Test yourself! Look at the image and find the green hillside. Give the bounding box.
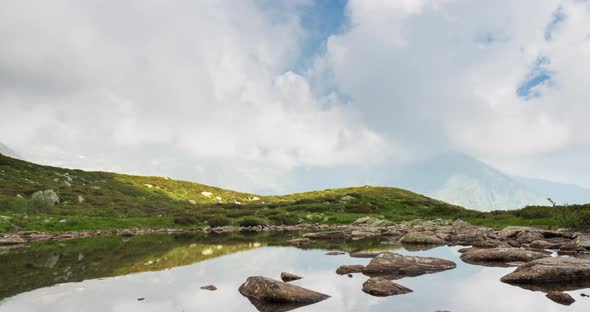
[0,153,587,232]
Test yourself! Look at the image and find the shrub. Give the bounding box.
[268,214,299,225]
[556,207,590,230]
[238,217,266,227]
[343,204,376,213]
[205,216,232,227]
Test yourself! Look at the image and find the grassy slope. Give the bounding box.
[0,154,587,232]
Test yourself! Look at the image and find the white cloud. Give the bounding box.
[0,0,387,192]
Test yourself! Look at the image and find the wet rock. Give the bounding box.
[501,257,590,285]
[336,265,364,275]
[352,217,395,227]
[362,277,412,297]
[349,251,380,258]
[546,291,575,305]
[347,273,353,278]
[581,293,589,297]
[460,248,549,266]
[530,240,564,250]
[303,231,349,241]
[200,285,217,291]
[325,251,345,256]
[362,252,456,277]
[400,233,446,245]
[238,276,330,304]
[281,272,302,282]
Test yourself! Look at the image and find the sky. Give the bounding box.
[0,0,589,193]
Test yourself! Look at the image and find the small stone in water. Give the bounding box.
[325,251,345,256]
[137,298,145,301]
[200,284,217,291]
[347,274,353,278]
[582,293,589,297]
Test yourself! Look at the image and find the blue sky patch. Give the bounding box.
[516,56,554,99]
[545,6,566,41]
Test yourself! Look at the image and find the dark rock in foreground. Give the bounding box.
[281,272,302,282]
[362,277,412,297]
[546,291,575,305]
[460,248,549,266]
[362,252,456,278]
[336,265,364,275]
[239,276,329,304]
[501,257,590,285]
[200,284,217,291]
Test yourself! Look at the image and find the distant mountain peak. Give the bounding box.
[0,143,21,159]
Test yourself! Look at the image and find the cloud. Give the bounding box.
[313,0,590,183]
[0,0,387,192]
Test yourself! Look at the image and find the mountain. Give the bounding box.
[514,176,590,206]
[390,153,563,211]
[0,143,21,159]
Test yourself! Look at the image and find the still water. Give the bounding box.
[0,232,588,311]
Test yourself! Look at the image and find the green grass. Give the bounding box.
[1,153,588,232]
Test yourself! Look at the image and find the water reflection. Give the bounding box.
[0,234,589,312]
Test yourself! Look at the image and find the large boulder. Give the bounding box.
[501,257,590,285]
[460,248,549,266]
[238,276,330,304]
[362,277,413,297]
[31,189,60,205]
[362,252,456,277]
[400,233,446,245]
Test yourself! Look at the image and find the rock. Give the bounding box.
[137,298,145,301]
[325,251,345,256]
[581,293,589,297]
[302,231,349,241]
[515,231,544,244]
[238,276,330,304]
[362,252,456,277]
[460,248,549,266]
[287,238,310,246]
[188,200,197,205]
[347,274,353,278]
[201,191,212,197]
[336,265,365,275]
[501,257,590,285]
[362,277,412,297]
[31,189,60,205]
[200,285,217,291]
[340,195,356,201]
[349,251,380,258]
[352,217,395,227]
[0,235,26,246]
[529,240,564,250]
[281,272,302,282]
[351,230,381,239]
[119,229,135,237]
[499,226,563,240]
[77,195,85,203]
[400,233,446,245]
[546,291,575,305]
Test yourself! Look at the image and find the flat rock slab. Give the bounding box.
[546,291,575,305]
[349,252,380,258]
[362,277,412,297]
[461,248,549,266]
[281,272,302,282]
[399,233,446,245]
[501,257,590,286]
[362,252,456,277]
[336,265,364,275]
[239,276,330,304]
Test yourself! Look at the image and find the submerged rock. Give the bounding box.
[303,231,349,241]
[336,265,364,275]
[399,233,446,245]
[461,248,549,266]
[362,252,456,277]
[325,251,345,256]
[238,276,330,304]
[281,272,302,282]
[546,291,575,305]
[501,257,590,285]
[362,277,412,297]
[200,284,217,291]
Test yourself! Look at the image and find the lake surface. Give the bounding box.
[0,232,589,312]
